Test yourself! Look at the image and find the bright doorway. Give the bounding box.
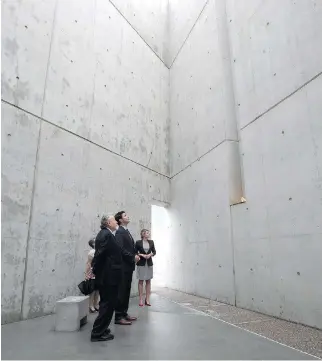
[151,204,170,288]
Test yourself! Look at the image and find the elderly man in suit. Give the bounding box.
[91,214,139,342]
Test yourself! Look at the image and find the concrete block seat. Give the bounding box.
[55,296,89,332]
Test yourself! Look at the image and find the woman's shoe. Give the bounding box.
[89,307,96,313]
[94,307,99,312]
[145,299,151,307]
[139,301,144,307]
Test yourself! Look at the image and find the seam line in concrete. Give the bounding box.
[109,0,169,69]
[87,0,98,141]
[241,71,322,131]
[157,294,320,360]
[151,197,171,206]
[170,138,237,179]
[236,319,272,325]
[20,0,58,320]
[169,0,210,69]
[1,99,170,180]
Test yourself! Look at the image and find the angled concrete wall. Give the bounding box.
[110,0,170,66]
[167,0,242,304]
[1,104,41,323]
[1,0,170,323]
[167,0,322,329]
[2,0,322,329]
[228,0,322,329]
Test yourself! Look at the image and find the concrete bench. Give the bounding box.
[55,296,89,331]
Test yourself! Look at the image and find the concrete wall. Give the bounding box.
[110,0,170,66]
[167,0,322,330]
[1,0,170,323]
[228,0,322,329]
[2,0,322,329]
[167,0,240,304]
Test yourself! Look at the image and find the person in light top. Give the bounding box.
[85,238,99,313]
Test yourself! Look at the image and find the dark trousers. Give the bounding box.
[115,271,133,320]
[91,284,118,337]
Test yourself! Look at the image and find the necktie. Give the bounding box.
[126,229,134,247]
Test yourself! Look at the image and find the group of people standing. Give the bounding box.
[85,210,156,342]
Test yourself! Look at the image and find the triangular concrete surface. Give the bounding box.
[168,0,208,66]
[110,0,209,68]
[110,0,170,67]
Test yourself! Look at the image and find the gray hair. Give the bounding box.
[101,214,114,227]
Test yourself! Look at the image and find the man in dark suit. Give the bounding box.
[91,214,139,342]
[114,211,138,325]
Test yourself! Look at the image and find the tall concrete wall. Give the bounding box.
[2,0,322,329]
[228,0,322,329]
[167,0,322,330]
[1,0,170,323]
[168,0,241,304]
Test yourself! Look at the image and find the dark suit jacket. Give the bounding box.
[92,227,134,286]
[115,226,136,273]
[135,240,156,267]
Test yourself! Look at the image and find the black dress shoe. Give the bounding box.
[91,333,114,342]
[103,328,111,336]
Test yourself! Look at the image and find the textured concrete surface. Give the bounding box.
[1,0,170,323]
[168,0,208,66]
[165,0,322,330]
[21,121,169,320]
[110,0,170,66]
[1,293,317,360]
[2,0,322,331]
[168,141,235,304]
[1,103,40,324]
[227,0,322,128]
[1,0,56,116]
[231,60,322,329]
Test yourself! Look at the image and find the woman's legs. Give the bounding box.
[138,280,144,305]
[145,280,151,304]
[89,292,95,311]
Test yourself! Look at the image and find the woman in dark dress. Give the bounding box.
[135,229,156,307]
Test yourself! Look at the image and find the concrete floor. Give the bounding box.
[2,292,320,360]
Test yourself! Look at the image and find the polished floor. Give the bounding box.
[1,292,320,360]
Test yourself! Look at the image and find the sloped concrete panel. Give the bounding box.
[170,0,232,175]
[110,0,170,66]
[1,0,56,116]
[227,0,322,128]
[168,142,235,304]
[168,0,208,65]
[232,77,322,329]
[42,0,96,137]
[41,0,170,175]
[1,102,40,323]
[22,122,170,319]
[90,0,170,176]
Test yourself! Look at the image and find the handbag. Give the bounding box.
[78,278,96,295]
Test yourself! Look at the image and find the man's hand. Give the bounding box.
[135,255,140,263]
